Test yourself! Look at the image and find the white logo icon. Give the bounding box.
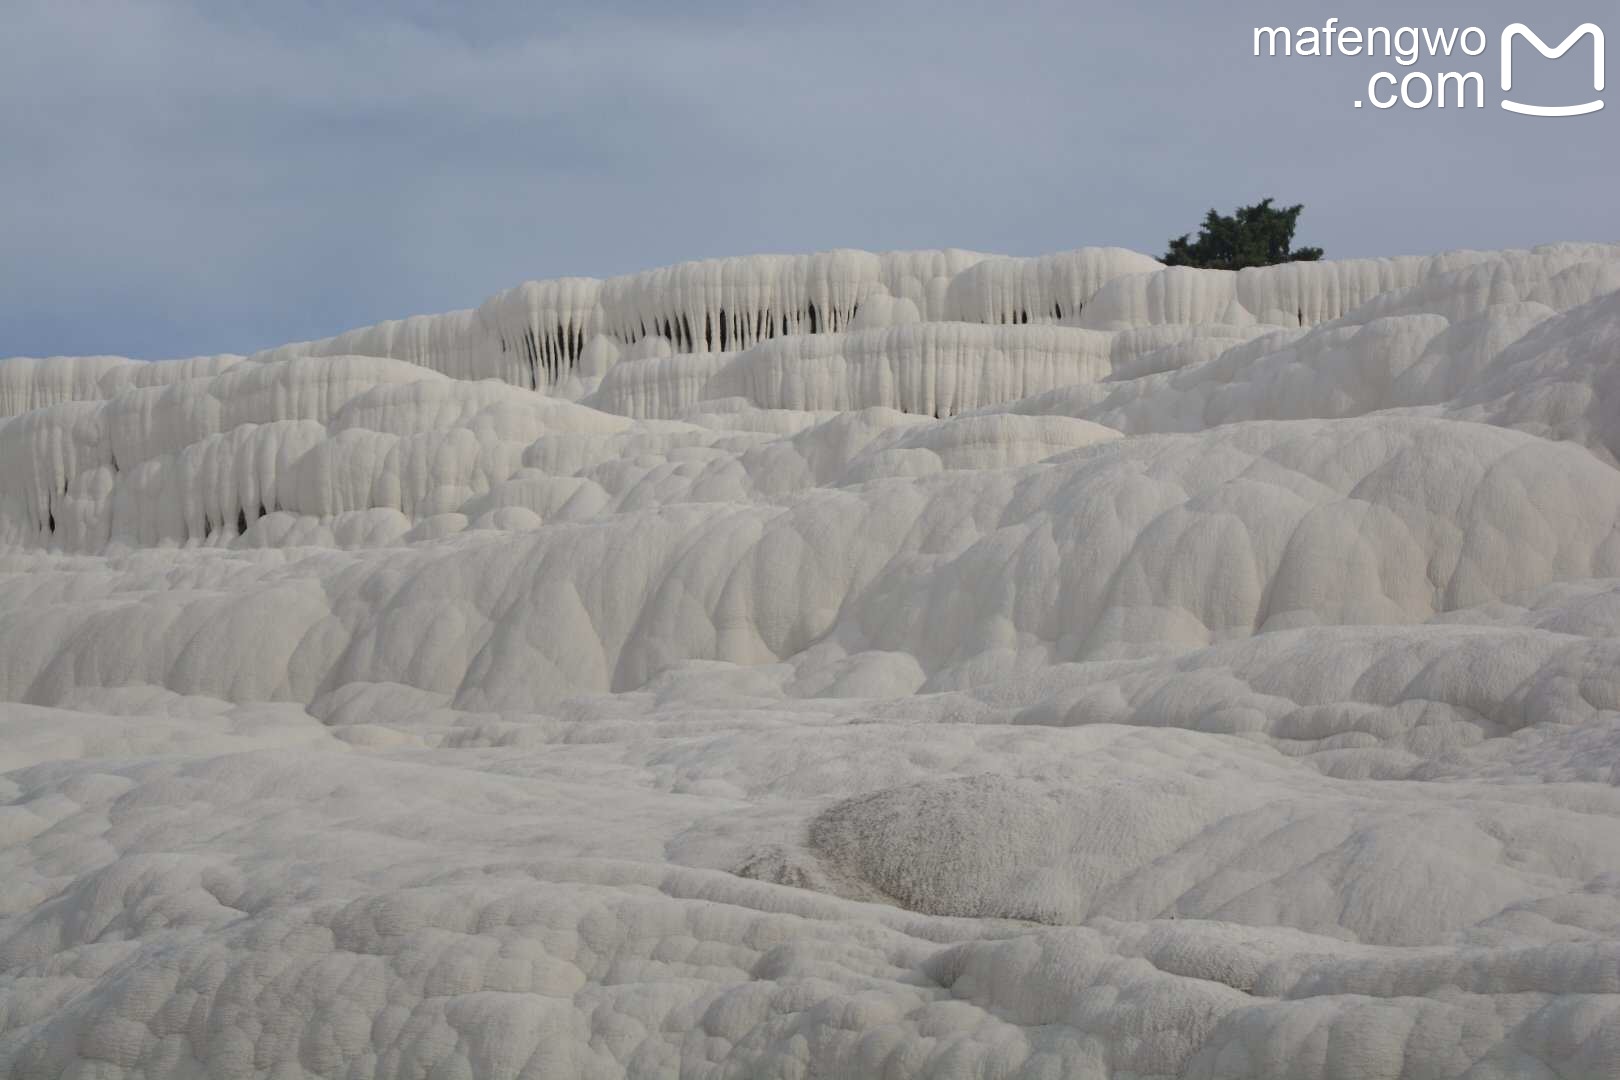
[1501,23,1605,116]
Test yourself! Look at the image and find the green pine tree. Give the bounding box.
[1163,198,1324,270]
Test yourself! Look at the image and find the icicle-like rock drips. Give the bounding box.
[245,248,1157,390]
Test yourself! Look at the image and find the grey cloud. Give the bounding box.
[2,0,1614,358]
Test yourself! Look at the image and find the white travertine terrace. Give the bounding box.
[247,248,1159,390]
[3,241,1620,1079]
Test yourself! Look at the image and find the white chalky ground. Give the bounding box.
[3,243,1620,1078]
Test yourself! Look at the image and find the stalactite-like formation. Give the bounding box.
[246,248,1161,389]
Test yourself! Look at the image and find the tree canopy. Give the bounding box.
[1163,198,1324,270]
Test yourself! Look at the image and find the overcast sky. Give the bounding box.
[4,0,1615,359]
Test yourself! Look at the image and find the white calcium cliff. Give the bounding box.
[3,240,1620,1079]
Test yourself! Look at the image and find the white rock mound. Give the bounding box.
[2,241,1620,1079]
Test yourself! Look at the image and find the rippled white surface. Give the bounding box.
[3,243,1620,1078]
